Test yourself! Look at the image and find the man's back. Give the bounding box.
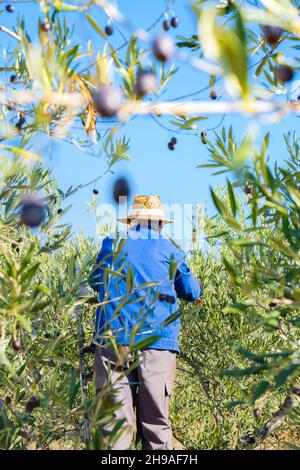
[91,224,200,351]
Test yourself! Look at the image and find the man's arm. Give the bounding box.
[88,237,113,293]
[174,261,201,302]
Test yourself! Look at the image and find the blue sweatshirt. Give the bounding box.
[89,225,201,352]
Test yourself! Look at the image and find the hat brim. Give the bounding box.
[117,214,172,224]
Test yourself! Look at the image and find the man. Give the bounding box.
[90,195,201,450]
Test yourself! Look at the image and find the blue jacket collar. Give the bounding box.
[129,224,165,239]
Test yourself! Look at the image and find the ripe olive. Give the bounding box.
[105,24,113,36]
[18,113,26,125]
[20,199,45,227]
[244,183,252,195]
[201,131,207,144]
[12,339,21,351]
[162,20,170,31]
[113,177,130,204]
[30,395,40,408]
[135,71,156,97]
[6,5,15,13]
[261,25,284,45]
[5,396,12,405]
[274,64,294,83]
[25,401,34,413]
[170,16,180,28]
[93,86,122,117]
[40,21,51,32]
[152,34,175,62]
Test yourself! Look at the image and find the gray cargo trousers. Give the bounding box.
[94,346,177,450]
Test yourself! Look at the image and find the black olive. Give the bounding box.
[170,16,180,28]
[93,86,122,118]
[12,339,21,351]
[105,24,113,36]
[112,177,130,204]
[21,199,45,227]
[152,34,175,62]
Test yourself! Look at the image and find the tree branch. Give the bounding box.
[180,352,224,426]
[2,90,300,119]
[0,25,20,41]
[241,386,300,448]
[120,99,286,116]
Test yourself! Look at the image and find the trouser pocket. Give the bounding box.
[164,379,174,413]
[94,347,108,391]
[165,380,174,397]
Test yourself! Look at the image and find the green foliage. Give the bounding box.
[1,0,300,451]
[170,127,299,449]
[199,8,249,97]
[0,158,130,449]
[188,129,299,445]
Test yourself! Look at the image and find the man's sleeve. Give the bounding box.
[88,237,113,293]
[174,261,201,301]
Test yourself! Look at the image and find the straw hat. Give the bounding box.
[118,195,171,224]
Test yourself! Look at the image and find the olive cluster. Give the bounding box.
[158,293,176,304]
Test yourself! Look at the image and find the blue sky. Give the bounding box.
[1,1,298,239]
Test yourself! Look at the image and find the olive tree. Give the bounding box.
[1,0,300,449]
